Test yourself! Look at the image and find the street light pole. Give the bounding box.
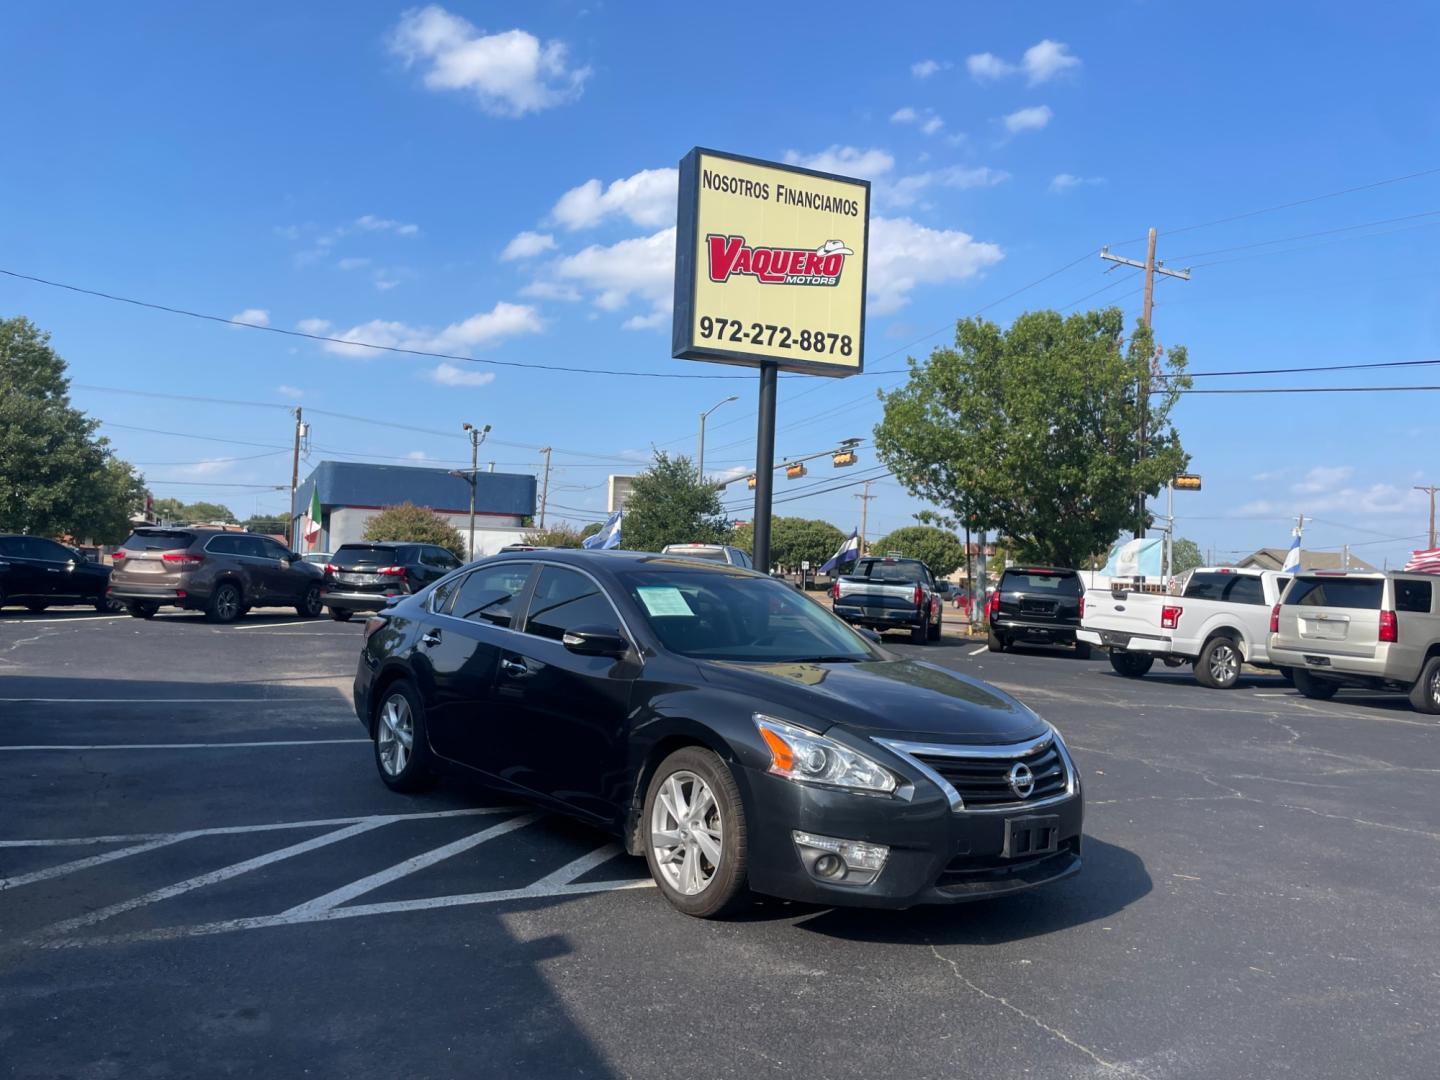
[460,422,491,559]
[697,395,738,482]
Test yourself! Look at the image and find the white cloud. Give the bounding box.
[553,227,675,326]
[355,214,420,236]
[405,450,429,461]
[890,107,945,136]
[427,362,498,387]
[500,230,557,260]
[1049,173,1106,193]
[230,308,270,328]
[296,318,333,336]
[519,280,582,302]
[968,40,1080,85]
[1003,105,1052,133]
[921,117,944,135]
[389,4,590,117]
[911,59,950,79]
[317,301,543,358]
[622,311,669,331]
[1293,465,1356,495]
[890,106,918,124]
[550,168,678,230]
[374,277,401,291]
[173,459,234,478]
[1235,468,1427,517]
[883,165,1009,208]
[782,145,895,178]
[276,384,304,399]
[337,257,372,270]
[867,216,1004,315]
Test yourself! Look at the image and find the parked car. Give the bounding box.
[354,550,1083,917]
[831,555,943,643]
[321,542,462,621]
[0,534,117,613]
[1268,570,1440,713]
[1078,567,1291,687]
[108,527,324,622]
[987,567,1089,657]
[660,543,754,568]
[301,552,332,566]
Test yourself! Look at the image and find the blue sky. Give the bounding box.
[4,2,1438,567]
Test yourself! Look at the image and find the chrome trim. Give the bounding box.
[874,730,1077,815]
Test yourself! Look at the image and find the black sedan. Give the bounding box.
[353,550,1083,918]
[0,534,117,613]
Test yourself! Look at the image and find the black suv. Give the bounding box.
[987,566,1089,657]
[321,542,462,621]
[0,534,116,613]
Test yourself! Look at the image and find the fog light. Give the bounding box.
[792,830,889,887]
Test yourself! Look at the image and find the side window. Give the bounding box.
[236,536,269,559]
[0,537,19,557]
[258,538,290,561]
[1276,576,1292,599]
[207,535,239,556]
[1225,576,1265,605]
[523,566,622,642]
[31,538,73,562]
[448,562,534,628]
[1396,579,1433,614]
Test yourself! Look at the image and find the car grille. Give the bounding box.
[911,739,1069,809]
[934,839,1081,892]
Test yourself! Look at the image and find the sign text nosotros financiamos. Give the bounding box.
[706,235,853,287]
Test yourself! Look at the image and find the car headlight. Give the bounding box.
[753,714,898,794]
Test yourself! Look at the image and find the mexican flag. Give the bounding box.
[302,487,322,551]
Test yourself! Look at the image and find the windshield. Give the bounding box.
[620,569,879,662]
[332,545,401,568]
[850,559,926,584]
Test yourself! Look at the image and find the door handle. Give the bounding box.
[500,657,528,677]
[421,630,442,648]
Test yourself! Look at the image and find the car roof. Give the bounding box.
[480,548,761,578]
[1003,565,1077,574]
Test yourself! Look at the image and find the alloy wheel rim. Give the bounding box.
[1431,668,1440,706]
[377,694,414,776]
[217,588,239,619]
[650,770,723,895]
[305,585,320,614]
[1211,645,1238,684]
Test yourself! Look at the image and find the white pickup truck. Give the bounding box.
[1077,567,1292,688]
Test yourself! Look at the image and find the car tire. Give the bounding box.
[1277,667,1295,686]
[642,746,748,919]
[206,582,243,624]
[1109,651,1154,678]
[1291,668,1340,700]
[373,680,437,792]
[328,608,353,622]
[928,608,942,641]
[1408,656,1440,715]
[987,629,1006,652]
[910,618,928,645]
[95,595,124,613]
[25,602,47,614]
[1074,641,1092,660]
[296,583,323,619]
[1195,636,1242,690]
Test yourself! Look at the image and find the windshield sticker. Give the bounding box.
[636,587,695,618]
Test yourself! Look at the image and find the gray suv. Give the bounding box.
[1269,571,1440,713]
[108,527,324,623]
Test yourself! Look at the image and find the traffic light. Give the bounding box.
[1173,474,1202,491]
[786,463,808,479]
[832,450,857,468]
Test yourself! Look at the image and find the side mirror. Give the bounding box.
[561,625,630,657]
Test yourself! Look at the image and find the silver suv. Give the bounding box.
[109,527,324,623]
[1268,571,1440,713]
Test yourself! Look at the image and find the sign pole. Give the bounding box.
[752,361,778,572]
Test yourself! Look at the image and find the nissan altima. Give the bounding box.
[352,550,1083,918]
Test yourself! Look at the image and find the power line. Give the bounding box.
[1173,384,1440,395]
[131,450,289,466]
[1166,208,1440,262]
[1162,357,1440,379]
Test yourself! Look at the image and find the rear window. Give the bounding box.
[854,559,927,583]
[1285,577,1384,610]
[1002,571,1081,596]
[665,547,729,563]
[332,545,400,568]
[1184,572,1265,605]
[122,530,194,551]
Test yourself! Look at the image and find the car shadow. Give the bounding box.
[1003,641,1098,661]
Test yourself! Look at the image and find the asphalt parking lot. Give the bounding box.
[2,607,1437,1079]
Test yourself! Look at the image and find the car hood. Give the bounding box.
[699,658,1048,744]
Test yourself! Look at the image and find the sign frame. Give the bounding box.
[672,146,870,378]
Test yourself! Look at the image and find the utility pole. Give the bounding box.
[538,447,552,529]
[459,422,491,559]
[1415,485,1439,549]
[1101,229,1192,537]
[287,406,303,547]
[854,480,877,555]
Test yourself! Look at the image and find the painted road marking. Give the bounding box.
[0,615,128,625]
[1,836,187,890]
[0,697,332,704]
[968,645,988,657]
[227,621,358,632]
[4,739,369,751]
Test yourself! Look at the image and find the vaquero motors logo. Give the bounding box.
[706,235,854,287]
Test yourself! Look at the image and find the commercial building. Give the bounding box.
[292,461,536,558]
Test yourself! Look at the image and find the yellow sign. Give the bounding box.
[673,147,870,376]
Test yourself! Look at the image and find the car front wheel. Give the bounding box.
[296,583,323,618]
[373,680,436,792]
[328,608,353,622]
[125,601,159,619]
[643,747,748,919]
[1109,651,1154,678]
[1291,668,1339,700]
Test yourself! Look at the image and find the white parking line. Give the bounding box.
[0,615,127,625]
[227,621,356,632]
[0,697,328,704]
[1,835,186,890]
[968,645,987,657]
[5,739,369,751]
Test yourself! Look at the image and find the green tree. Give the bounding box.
[873,525,968,578]
[1171,537,1204,575]
[0,317,147,542]
[363,502,466,557]
[580,521,604,540]
[731,517,846,570]
[521,523,586,548]
[150,498,237,525]
[620,452,729,552]
[242,513,287,535]
[874,309,1190,569]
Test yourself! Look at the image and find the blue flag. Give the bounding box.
[1100,537,1165,578]
[583,511,623,550]
[819,529,860,574]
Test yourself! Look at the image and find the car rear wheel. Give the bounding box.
[25,602,47,613]
[1409,656,1440,715]
[1109,651,1154,678]
[296,583,323,618]
[206,582,243,623]
[328,608,353,622]
[987,629,1006,652]
[927,607,942,641]
[124,601,159,619]
[373,680,436,792]
[95,595,123,613]
[643,747,748,919]
[1195,636,1241,689]
[1291,668,1339,700]
[1074,641,1092,660]
[910,618,928,645]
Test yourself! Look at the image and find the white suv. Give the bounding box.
[660,544,753,569]
[1268,571,1440,713]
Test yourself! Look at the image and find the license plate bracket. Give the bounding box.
[1003,815,1060,859]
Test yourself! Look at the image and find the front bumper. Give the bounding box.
[735,765,1083,908]
[834,605,923,629]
